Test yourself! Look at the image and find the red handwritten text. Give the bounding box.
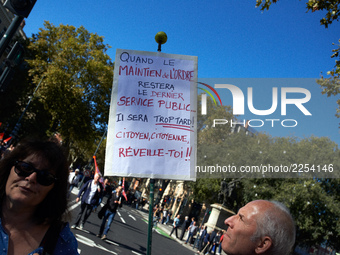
[158,100,190,111]
[119,65,162,77]
[117,96,153,107]
[151,91,184,101]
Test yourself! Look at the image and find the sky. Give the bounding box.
[21,0,340,145]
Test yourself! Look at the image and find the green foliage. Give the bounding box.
[256,0,340,28]
[197,95,233,145]
[249,10,340,248]
[189,95,230,204]
[256,0,340,123]
[192,95,340,249]
[317,38,340,120]
[26,21,114,162]
[189,178,222,205]
[242,178,340,250]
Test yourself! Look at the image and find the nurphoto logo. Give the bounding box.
[199,82,312,129]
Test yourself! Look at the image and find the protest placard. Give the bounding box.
[104,49,197,181]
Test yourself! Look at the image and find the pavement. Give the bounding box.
[133,206,202,254]
[70,187,205,254]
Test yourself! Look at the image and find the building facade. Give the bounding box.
[0,0,26,61]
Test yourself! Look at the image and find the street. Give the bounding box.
[68,189,195,255]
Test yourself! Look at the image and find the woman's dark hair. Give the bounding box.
[0,139,69,224]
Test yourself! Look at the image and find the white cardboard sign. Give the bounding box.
[104,49,197,181]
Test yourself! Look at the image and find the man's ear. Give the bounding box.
[255,236,272,254]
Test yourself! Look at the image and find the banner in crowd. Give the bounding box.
[105,49,197,180]
[93,155,104,185]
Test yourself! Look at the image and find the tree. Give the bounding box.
[196,132,340,249]
[255,0,340,122]
[189,95,235,204]
[192,99,340,249]
[256,0,339,28]
[26,21,114,161]
[317,71,340,119]
[241,178,340,251]
[197,94,234,145]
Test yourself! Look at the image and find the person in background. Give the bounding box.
[179,215,190,240]
[199,230,211,254]
[185,220,198,245]
[93,177,111,212]
[67,168,80,198]
[165,209,172,225]
[210,230,222,254]
[169,214,181,238]
[0,139,78,254]
[195,225,207,251]
[102,178,113,198]
[216,230,225,255]
[161,206,168,224]
[155,206,163,223]
[97,186,122,240]
[204,228,217,255]
[71,173,103,230]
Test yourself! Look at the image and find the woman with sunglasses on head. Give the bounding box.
[0,139,79,255]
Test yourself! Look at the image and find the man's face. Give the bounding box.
[94,173,100,182]
[221,201,267,255]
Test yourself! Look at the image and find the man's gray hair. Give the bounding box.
[251,201,296,255]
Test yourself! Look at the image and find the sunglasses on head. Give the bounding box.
[14,161,57,186]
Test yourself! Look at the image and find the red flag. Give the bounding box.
[121,177,128,201]
[0,133,4,140]
[93,155,104,185]
[3,137,12,143]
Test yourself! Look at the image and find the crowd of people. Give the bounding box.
[69,172,124,241]
[168,213,224,254]
[153,203,172,226]
[68,169,149,241]
[197,228,224,255]
[0,138,297,255]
